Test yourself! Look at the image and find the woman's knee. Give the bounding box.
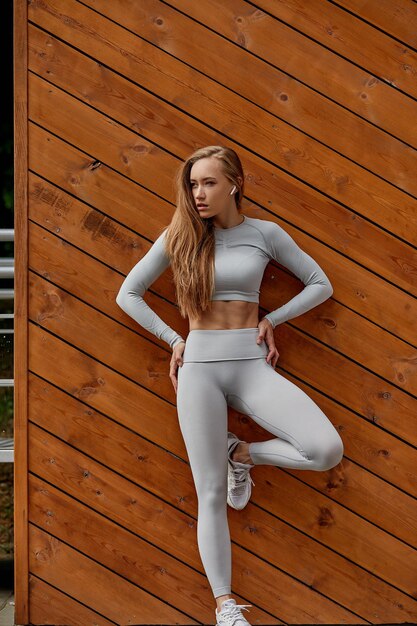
[310,431,344,471]
[195,477,227,507]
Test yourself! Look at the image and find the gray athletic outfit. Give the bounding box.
[116,215,344,598]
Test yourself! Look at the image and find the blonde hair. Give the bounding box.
[163,145,244,320]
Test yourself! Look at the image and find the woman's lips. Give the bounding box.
[197,205,208,210]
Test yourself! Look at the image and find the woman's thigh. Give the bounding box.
[176,362,229,493]
[226,358,343,464]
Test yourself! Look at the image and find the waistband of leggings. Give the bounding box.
[182,327,268,362]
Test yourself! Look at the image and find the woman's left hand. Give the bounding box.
[257,318,280,367]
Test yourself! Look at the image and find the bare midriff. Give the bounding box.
[188,300,259,330]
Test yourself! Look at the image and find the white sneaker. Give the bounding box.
[227,431,255,510]
[215,597,253,625]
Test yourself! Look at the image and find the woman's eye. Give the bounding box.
[191,181,214,188]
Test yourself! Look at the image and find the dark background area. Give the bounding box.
[0,0,15,588]
[1,0,13,236]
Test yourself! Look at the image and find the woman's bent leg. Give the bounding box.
[228,359,344,471]
[176,362,231,597]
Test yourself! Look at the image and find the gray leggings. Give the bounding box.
[176,327,344,598]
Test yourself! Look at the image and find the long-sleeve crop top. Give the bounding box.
[115,215,333,350]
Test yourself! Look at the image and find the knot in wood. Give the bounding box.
[317,506,334,527]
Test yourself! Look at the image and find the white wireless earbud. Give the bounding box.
[230,185,236,195]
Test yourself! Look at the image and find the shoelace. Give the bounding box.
[229,464,255,493]
[217,601,252,625]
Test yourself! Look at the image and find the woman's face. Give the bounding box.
[189,156,236,220]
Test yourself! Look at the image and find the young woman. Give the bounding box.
[116,145,344,626]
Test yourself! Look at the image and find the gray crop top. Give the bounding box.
[115,215,333,350]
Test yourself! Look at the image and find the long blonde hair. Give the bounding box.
[163,145,245,320]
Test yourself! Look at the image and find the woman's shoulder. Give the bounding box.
[244,215,287,240]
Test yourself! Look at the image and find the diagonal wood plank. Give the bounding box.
[29,574,116,626]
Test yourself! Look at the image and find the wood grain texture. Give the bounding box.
[14,0,417,622]
[29,575,115,626]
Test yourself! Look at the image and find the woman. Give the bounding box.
[116,145,344,626]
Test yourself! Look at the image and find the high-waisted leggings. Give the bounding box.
[176,327,344,599]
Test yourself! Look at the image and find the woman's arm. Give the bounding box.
[115,229,185,349]
[262,222,333,329]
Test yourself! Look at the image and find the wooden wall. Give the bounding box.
[14,0,417,624]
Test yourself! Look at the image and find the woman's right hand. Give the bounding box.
[170,341,186,394]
